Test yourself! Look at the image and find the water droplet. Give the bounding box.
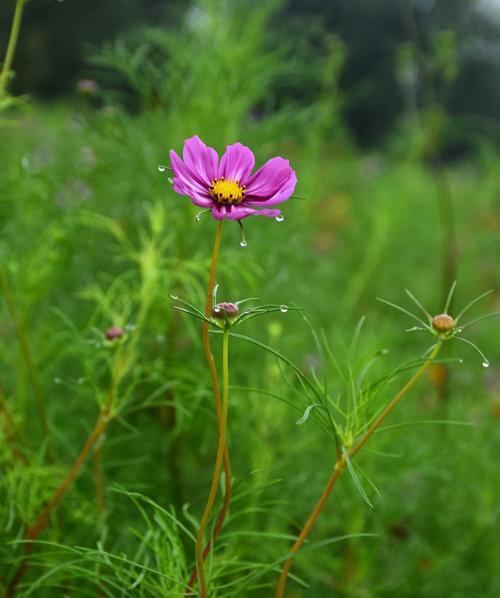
[214,307,221,313]
[243,310,251,315]
[158,164,166,172]
[195,214,201,221]
[240,240,248,248]
[280,305,289,313]
[54,377,62,385]
[168,177,174,184]
[482,360,490,368]
[275,215,284,222]
[456,327,463,333]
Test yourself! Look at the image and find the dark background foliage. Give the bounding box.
[3,0,500,146]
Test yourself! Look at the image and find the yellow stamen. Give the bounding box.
[209,177,245,205]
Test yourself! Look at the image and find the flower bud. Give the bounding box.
[431,313,455,332]
[105,325,124,341]
[211,302,239,324]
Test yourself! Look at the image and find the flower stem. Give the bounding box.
[5,367,120,597]
[0,0,27,99]
[186,222,232,597]
[275,342,442,598]
[195,328,230,598]
[0,264,50,452]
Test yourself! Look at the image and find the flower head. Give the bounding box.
[169,136,297,220]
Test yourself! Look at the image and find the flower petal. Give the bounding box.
[182,135,219,184]
[170,150,213,208]
[211,205,281,220]
[218,143,255,183]
[245,157,297,206]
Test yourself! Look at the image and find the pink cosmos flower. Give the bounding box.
[169,136,297,220]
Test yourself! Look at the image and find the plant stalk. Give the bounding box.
[0,265,50,450]
[0,0,27,98]
[5,368,120,597]
[275,342,442,598]
[195,328,230,598]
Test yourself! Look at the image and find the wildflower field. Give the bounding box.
[1,1,499,596]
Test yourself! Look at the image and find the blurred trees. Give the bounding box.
[2,0,500,147]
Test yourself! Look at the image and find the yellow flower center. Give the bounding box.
[209,177,246,205]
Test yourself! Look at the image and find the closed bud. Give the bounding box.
[105,325,124,341]
[211,302,239,327]
[432,313,455,332]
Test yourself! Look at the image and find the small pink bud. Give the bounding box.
[105,326,124,341]
[211,302,239,321]
[432,313,455,332]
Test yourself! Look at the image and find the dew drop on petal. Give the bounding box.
[280,305,289,313]
[482,360,490,368]
[158,164,167,172]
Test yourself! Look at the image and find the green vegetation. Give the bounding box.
[1,1,498,596]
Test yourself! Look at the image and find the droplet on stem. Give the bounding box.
[482,360,490,368]
[280,305,289,313]
[275,215,284,222]
[158,164,167,172]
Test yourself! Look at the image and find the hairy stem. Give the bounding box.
[275,342,442,597]
[0,0,27,98]
[5,368,120,597]
[0,265,50,451]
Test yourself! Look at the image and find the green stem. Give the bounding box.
[196,328,230,598]
[187,222,232,596]
[275,342,443,598]
[0,264,50,449]
[0,0,27,98]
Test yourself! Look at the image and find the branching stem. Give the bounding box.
[275,342,442,598]
[5,365,121,597]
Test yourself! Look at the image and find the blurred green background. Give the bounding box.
[1,0,499,596]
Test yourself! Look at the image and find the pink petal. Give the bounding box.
[218,143,255,183]
[210,205,281,220]
[245,157,297,206]
[182,136,218,184]
[170,150,213,208]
